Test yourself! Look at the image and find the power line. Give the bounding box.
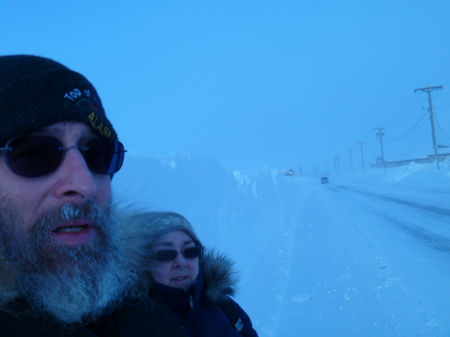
[434,114,450,141]
[435,104,450,109]
[385,92,416,122]
[381,92,427,127]
[385,110,429,142]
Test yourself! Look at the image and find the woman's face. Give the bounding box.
[150,230,200,289]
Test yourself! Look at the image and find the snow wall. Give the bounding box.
[113,153,312,279]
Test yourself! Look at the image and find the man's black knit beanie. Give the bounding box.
[0,54,117,146]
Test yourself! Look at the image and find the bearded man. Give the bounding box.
[0,55,184,336]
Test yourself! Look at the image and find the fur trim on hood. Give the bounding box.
[200,249,240,303]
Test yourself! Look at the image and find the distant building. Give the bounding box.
[371,151,450,169]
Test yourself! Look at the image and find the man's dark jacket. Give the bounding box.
[0,296,185,336]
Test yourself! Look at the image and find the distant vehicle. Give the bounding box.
[321,177,329,184]
[281,169,295,177]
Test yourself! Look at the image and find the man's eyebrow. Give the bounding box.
[33,126,64,136]
[33,125,95,138]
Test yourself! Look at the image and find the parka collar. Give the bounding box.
[152,268,205,313]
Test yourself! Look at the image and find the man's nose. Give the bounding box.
[51,147,97,204]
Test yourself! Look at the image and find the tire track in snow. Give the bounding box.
[374,212,450,254]
[319,184,450,335]
[331,184,450,217]
[329,184,450,253]
[258,216,298,337]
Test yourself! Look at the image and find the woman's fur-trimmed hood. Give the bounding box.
[200,249,240,303]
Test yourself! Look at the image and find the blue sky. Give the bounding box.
[1,1,449,172]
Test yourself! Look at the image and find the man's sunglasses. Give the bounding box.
[151,246,203,262]
[0,135,125,178]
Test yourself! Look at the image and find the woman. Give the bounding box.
[123,211,258,337]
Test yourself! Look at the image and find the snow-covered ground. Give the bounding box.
[114,154,450,336]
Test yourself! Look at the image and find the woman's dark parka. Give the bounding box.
[150,250,259,337]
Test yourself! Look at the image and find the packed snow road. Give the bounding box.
[246,179,450,337]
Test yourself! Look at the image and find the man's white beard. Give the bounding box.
[0,201,136,324]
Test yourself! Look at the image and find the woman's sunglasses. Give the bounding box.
[0,135,126,178]
[151,246,203,262]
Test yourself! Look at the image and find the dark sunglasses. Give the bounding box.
[151,246,203,262]
[0,135,126,178]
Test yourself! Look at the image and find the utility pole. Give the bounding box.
[356,142,366,173]
[374,127,387,176]
[334,155,341,174]
[347,149,354,173]
[414,86,443,170]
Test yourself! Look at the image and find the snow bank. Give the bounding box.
[113,153,312,275]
